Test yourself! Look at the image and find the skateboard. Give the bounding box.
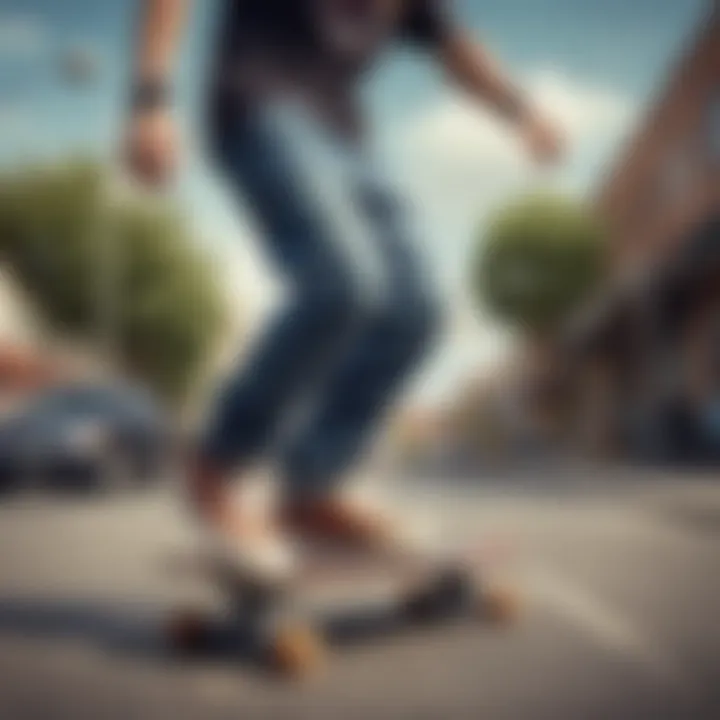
[165,540,519,679]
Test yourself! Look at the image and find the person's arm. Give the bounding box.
[126,0,190,185]
[438,31,563,164]
[133,0,188,87]
[440,32,528,125]
[402,2,563,165]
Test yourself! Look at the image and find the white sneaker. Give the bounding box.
[198,466,296,586]
[202,524,296,586]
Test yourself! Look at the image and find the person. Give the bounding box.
[125,0,563,579]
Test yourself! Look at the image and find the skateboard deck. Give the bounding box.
[165,538,519,678]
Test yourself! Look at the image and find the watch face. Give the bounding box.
[313,0,404,61]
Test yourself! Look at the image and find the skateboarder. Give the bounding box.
[126,1,563,579]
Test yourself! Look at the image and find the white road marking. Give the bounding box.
[526,565,696,695]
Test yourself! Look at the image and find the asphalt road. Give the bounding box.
[0,471,719,719]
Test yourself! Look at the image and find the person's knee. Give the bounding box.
[382,286,442,355]
[298,270,375,339]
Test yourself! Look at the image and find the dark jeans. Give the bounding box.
[204,99,440,497]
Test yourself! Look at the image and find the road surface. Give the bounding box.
[0,470,719,719]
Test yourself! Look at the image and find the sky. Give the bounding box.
[0,0,711,404]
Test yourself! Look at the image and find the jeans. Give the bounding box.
[204,99,440,497]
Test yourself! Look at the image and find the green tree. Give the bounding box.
[0,160,227,403]
[472,194,606,335]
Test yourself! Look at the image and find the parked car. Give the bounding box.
[0,382,172,493]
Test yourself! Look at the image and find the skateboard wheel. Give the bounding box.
[269,624,326,679]
[166,607,210,653]
[477,585,520,624]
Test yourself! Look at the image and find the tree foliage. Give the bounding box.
[473,194,606,335]
[0,160,227,402]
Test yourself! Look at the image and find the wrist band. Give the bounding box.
[132,79,170,112]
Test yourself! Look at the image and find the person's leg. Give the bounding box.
[281,163,441,516]
[194,102,386,526]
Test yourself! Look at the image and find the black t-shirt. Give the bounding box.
[214,0,452,78]
[209,1,453,139]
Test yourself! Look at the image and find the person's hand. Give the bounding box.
[519,110,564,167]
[124,108,179,187]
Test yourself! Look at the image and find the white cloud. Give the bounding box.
[0,15,46,58]
[396,67,634,214]
[526,67,634,141]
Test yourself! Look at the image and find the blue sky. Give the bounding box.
[0,0,707,156]
[0,0,711,402]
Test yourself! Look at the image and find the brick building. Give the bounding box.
[568,3,720,461]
